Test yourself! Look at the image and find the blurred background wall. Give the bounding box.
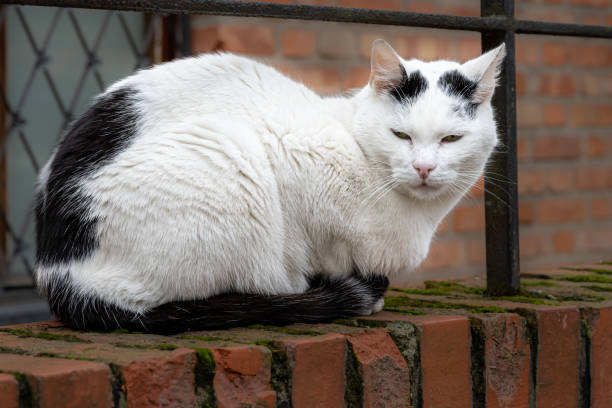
[189,0,612,282]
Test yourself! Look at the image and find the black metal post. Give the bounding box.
[481,0,520,295]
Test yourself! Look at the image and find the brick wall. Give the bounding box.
[2,270,612,407]
[190,0,612,282]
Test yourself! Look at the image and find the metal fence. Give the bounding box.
[1,0,611,298]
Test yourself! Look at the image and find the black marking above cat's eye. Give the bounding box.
[438,69,478,101]
[390,67,428,103]
[36,87,141,266]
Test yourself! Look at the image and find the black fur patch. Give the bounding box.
[438,69,480,117]
[35,87,140,266]
[438,69,478,100]
[390,67,428,103]
[47,273,390,335]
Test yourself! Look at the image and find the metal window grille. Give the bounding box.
[0,0,611,298]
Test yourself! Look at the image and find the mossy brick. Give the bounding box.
[0,373,19,408]
[532,306,581,408]
[0,354,112,408]
[212,346,275,408]
[589,306,612,407]
[359,312,471,408]
[280,333,346,408]
[479,314,531,408]
[345,329,411,408]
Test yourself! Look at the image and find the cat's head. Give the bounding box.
[353,39,505,201]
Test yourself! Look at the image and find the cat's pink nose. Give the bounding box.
[413,163,436,179]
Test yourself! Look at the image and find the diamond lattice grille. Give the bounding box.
[0,5,169,289]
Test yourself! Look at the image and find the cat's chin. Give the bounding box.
[396,183,448,201]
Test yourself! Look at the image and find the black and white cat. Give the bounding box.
[35,40,504,334]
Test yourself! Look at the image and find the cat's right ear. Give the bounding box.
[369,39,404,95]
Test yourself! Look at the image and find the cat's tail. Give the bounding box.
[45,274,389,335]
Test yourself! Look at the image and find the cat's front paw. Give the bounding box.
[369,297,384,315]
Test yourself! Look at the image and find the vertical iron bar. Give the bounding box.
[180,14,191,56]
[481,0,520,295]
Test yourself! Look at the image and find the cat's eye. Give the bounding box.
[391,129,412,141]
[441,135,463,143]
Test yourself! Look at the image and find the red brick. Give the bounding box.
[590,307,612,408]
[534,307,581,408]
[437,216,450,234]
[466,238,485,264]
[516,41,541,65]
[543,104,566,126]
[453,205,485,232]
[337,0,402,10]
[542,42,567,66]
[359,313,471,408]
[480,314,531,408]
[345,329,411,407]
[278,65,340,94]
[282,334,346,408]
[517,138,529,160]
[445,5,480,17]
[538,199,585,224]
[516,72,527,96]
[519,201,535,225]
[212,346,274,408]
[0,373,18,408]
[417,315,472,408]
[192,26,275,56]
[0,354,112,408]
[592,197,612,219]
[317,30,355,58]
[394,35,453,60]
[519,232,548,259]
[539,74,575,96]
[405,1,435,13]
[576,167,610,190]
[569,0,608,8]
[544,168,575,192]
[518,170,545,195]
[517,102,543,127]
[553,230,575,253]
[121,349,197,408]
[587,135,607,157]
[420,240,463,269]
[570,104,612,126]
[457,37,481,61]
[342,67,370,90]
[281,29,315,58]
[570,44,612,67]
[532,136,579,161]
[577,228,612,251]
[583,74,612,97]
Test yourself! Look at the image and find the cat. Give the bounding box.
[35,39,505,334]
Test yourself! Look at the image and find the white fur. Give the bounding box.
[37,42,503,313]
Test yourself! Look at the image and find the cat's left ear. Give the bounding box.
[461,43,506,103]
[369,39,404,94]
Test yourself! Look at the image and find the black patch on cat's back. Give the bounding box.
[390,67,428,103]
[36,87,141,266]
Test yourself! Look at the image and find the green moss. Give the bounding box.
[561,266,612,275]
[494,295,553,305]
[0,328,88,343]
[384,295,507,314]
[390,281,485,297]
[382,307,427,315]
[601,261,612,265]
[559,275,612,284]
[344,344,363,408]
[12,372,33,408]
[581,318,592,339]
[189,335,233,342]
[521,280,558,287]
[583,284,612,292]
[193,348,216,407]
[151,343,178,350]
[247,324,324,336]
